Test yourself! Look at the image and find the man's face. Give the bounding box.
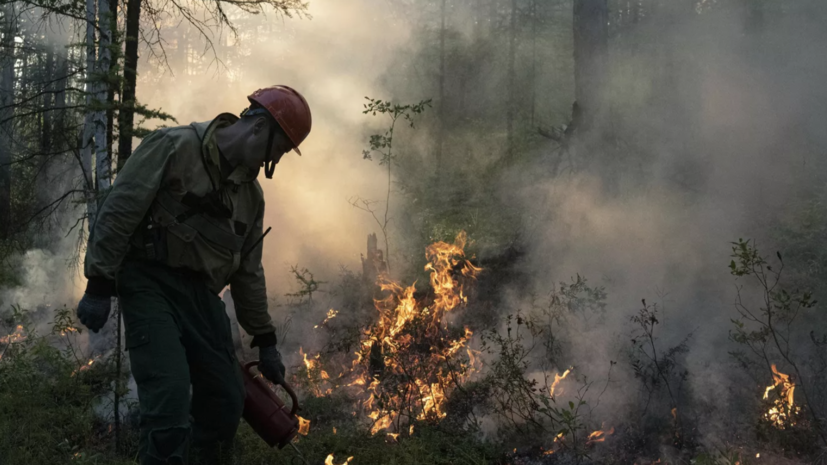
[242,116,293,173]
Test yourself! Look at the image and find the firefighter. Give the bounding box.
[75,85,312,464]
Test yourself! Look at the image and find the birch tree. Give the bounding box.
[94,0,112,192]
[81,0,96,224]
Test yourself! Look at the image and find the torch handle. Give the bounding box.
[243,360,300,416]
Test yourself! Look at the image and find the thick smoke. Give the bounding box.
[500,0,827,449]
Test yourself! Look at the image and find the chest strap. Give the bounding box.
[156,190,246,253]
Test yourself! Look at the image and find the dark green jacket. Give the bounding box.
[84,114,276,337]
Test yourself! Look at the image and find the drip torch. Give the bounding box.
[240,361,309,463]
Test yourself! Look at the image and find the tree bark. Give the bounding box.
[573,0,608,131]
[117,0,142,169]
[0,3,16,237]
[41,49,54,155]
[82,0,97,225]
[505,0,517,160]
[530,0,537,128]
[436,0,446,169]
[106,0,117,169]
[95,0,112,191]
[54,47,68,140]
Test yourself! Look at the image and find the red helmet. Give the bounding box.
[247,85,312,156]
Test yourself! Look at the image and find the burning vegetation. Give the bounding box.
[762,364,800,430]
[297,232,482,434]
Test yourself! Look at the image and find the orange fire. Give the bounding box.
[586,425,615,445]
[549,368,572,397]
[297,415,311,435]
[299,233,481,435]
[0,325,25,345]
[350,231,481,434]
[300,348,331,396]
[542,432,565,455]
[763,364,799,429]
[324,454,353,465]
[71,357,101,377]
[315,309,339,329]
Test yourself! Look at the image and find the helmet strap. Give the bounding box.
[264,124,277,179]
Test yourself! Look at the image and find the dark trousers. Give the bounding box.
[118,260,245,465]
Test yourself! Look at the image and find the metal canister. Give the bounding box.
[240,361,300,448]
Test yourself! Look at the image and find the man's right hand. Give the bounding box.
[258,345,286,385]
[77,293,111,333]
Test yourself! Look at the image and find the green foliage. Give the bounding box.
[236,408,495,465]
[356,97,432,274]
[476,313,596,457]
[728,238,827,451]
[628,299,691,449]
[0,306,136,465]
[284,265,327,304]
[528,274,608,361]
[362,97,432,166]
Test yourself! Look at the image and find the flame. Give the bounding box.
[346,232,481,434]
[409,424,414,435]
[586,425,615,445]
[71,357,101,376]
[542,432,565,455]
[292,233,481,436]
[315,309,339,329]
[297,415,311,435]
[0,325,25,345]
[300,348,328,396]
[60,327,78,336]
[324,455,353,465]
[549,368,572,397]
[387,432,399,442]
[762,364,799,429]
[333,427,337,434]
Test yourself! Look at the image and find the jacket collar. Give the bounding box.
[191,114,261,186]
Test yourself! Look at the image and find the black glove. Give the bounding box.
[77,293,111,333]
[258,345,286,385]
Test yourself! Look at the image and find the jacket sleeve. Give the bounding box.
[229,195,276,339]
[84,131,176,295]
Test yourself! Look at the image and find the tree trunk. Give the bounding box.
[82,0,97,225]
[95,0,112,192]
[117,0,142,169]
[573,0,608,131]
[530,0,537,128]
[436,0,446,169]
[54,47,68,141]
[41,49,54,155]
[106,0,117,169]
[505,0,517,159]
[0,3,16,238]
